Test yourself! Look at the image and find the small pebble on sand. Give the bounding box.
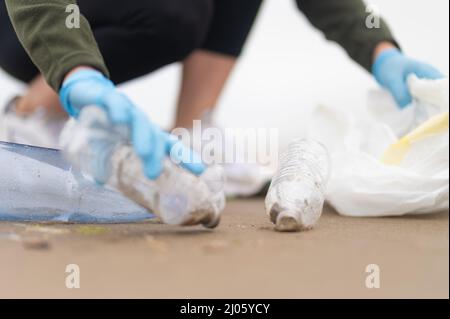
[145,236,169,254]
[202,240,230,254]
[21,237,50,250]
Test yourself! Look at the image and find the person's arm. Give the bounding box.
[296,0,443,108]
[295,0,398,72]
[5,0,108,90]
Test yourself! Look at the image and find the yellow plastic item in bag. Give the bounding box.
[381,111,449,165]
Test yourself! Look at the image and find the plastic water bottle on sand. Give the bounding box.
[265,139,331,232]
[60,106,225,228]
[0,141,151,223]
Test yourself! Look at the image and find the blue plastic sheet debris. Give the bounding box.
[0,141,153,223]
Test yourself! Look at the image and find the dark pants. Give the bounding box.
[1,0,263,85]
[0,0,214,84]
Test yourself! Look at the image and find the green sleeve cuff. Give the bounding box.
[47,52,110,91]
[5,0,110,91]
[352,20,401,72]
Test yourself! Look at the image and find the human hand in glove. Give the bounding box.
[372,44,444,108]
[59,68,205,180]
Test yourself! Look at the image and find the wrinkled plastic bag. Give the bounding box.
[308,76,449,217]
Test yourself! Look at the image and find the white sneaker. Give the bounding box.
[1,97,67,149]
[185,110,273,198]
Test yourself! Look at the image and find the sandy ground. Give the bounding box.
[0,199,448,299]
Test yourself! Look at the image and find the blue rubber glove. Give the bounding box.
[59,69,205,180]
[372,48,443,108]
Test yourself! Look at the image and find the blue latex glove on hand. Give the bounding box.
[372,48,443,108]
[59,69,205,180]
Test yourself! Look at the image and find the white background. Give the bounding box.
[1,0,449,150]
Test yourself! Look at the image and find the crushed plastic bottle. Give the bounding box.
[265,139,331,232]
[60,106,225,228]
[0,141,151,223]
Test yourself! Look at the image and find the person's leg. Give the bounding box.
[175,50,236,128]
[175,50,271,198]
[14,76,65,118]
[0,2,37,84]
[174,0,263,129]
[174,0,268,198]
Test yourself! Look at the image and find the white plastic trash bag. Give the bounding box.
[308,76,449,217]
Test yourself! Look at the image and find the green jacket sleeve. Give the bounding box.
[5,0,109,90]
[296,0,399,72]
